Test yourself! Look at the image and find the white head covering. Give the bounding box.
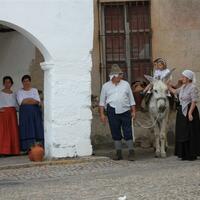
[182,70,196,83]
[109,64,123,80]
[109,74,119,80]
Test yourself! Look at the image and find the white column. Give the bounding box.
[40,61,55,158]
[40,61,93,158]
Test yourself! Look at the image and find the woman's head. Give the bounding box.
[181,70,195,84]
[21,75,31,89]
[3,76,14,89]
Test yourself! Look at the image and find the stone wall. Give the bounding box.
[91,0,200,148]
[29,48,44,93]
[151,0,200,84]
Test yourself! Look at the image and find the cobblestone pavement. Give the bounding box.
[0,148,200,200]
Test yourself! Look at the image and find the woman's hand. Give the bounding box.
[188,113,193,121]
[167,84,176,95]
[22,98,39,105]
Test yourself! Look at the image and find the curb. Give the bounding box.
[0,156,110,170]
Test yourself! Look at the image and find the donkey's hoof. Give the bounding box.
[161,152,167,158]
[155,151,161,158]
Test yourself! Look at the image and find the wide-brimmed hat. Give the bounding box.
[109,64,123,76]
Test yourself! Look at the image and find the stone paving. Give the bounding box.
[0,148,200,200]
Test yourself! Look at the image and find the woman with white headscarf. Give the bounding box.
[168,70,200,160]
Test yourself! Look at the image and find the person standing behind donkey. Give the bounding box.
[99,64,136,161]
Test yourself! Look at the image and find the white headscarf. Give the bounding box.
[109,74,119,80]
[182,70,196,83]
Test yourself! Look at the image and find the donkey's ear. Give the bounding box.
[144,74,154,83]
[162,68,176,82]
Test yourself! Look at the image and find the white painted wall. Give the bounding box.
[0,0,93,158]
[0,31,35,92]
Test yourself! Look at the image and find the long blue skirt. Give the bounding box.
[19,104,44,151]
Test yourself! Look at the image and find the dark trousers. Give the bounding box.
[107,104,133,141]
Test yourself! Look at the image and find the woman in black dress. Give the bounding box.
[168,70,200,161]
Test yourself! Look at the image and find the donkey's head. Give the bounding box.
[144,68,175,113]
[152,80,168,112]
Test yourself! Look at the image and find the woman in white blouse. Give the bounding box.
[17,75,44,152]
[168,70,200,161]
[0,76,20,155]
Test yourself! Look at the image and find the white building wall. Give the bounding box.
[0,31,35,91]
[0,0,93,158]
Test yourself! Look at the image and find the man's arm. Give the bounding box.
[130,105,136,120]
[99,106,106,124]
[99,86,107,124]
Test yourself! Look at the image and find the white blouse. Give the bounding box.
[16,88,40,105]
[0,91,18,108]
[177,83,199,116]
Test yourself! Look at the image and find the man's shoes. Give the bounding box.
[128,149,135,161]
[113,150,122,160]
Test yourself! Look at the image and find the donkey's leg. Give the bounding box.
[160,119,167,158]
[165,114,170,151]
[154,125,161,158]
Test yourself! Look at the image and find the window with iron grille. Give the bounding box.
[99,1,152,84]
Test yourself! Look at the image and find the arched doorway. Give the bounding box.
[0,1,94,158]
[0,22,52,156]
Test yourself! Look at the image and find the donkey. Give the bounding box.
[144,69,175,158]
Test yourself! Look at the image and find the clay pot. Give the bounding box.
[28,144,44,162]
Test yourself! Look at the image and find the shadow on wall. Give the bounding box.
[29,48,44,113]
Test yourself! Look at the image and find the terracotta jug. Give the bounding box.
[28,144,44,162]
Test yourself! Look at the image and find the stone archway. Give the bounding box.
[0,21,53,157]
[0,21,51,62]
[0,1,94,159]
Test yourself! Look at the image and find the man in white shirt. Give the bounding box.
[99,64,136,161]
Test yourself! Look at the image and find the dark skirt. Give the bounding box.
[19,104,44,151]
[175,105,200,160]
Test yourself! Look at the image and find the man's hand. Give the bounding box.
[131,111,136,120]
[131,106,136,120]
[100,114,107,124]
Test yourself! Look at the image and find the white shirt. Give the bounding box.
[17,88,40,105]
[154,68,170,80]
[99,80,136,114]
[0,91,17,108]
